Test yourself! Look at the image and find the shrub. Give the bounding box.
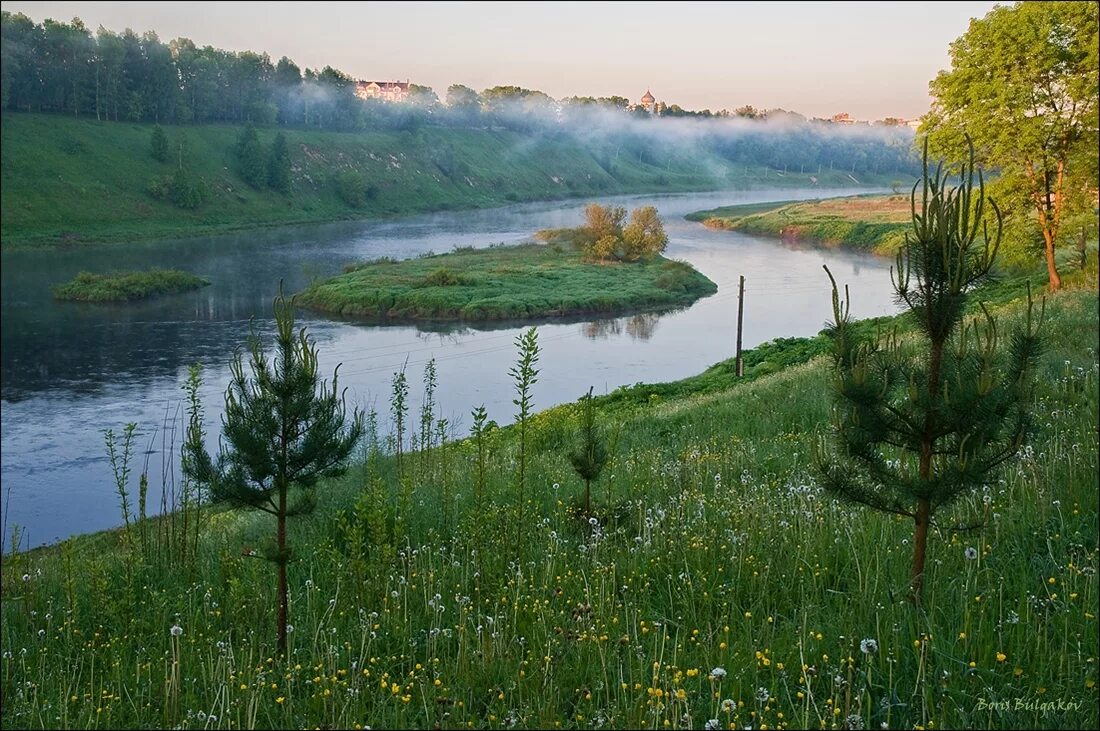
[335,171,376,208]
[422,267,469,287]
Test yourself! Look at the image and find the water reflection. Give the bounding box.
[581,311,662,342]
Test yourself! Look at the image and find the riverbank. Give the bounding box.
[2,266,1095,729]
[686,193,912,254]
[295,242,717,321]
[0,113,909,250]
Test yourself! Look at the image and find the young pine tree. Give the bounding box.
[267,131,291,193]
[150,123,169,162]
[237,121,267,189]
[815,139,1044,605]
[182,285,363,655]
[568,387,609,515]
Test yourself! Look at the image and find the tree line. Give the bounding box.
[0,12,919,177]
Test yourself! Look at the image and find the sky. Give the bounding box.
[1,1,1001,120]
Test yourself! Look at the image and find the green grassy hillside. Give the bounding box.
[1,114,902,249]
[1,272,1096,730]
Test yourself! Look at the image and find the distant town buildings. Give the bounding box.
[355,80,410,103]
[833,112,923,129]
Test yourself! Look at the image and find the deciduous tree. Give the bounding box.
[922,1,1099,290]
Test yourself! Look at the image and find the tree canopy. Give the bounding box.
[922,1,1099,290]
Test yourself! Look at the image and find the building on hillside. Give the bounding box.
[830,112,856,124]
[639,89,656,113]
[355,80,410,103]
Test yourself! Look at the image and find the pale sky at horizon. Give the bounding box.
[1,1,1001,119]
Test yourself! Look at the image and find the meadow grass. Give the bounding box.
[0,114,907,250]
[51,268,210,302]
[687,195,911,255]
[1,260,1096,729]
[295,243,717,322]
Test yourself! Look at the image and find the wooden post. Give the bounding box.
[735,275,745,377]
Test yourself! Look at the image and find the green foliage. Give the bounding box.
[297,243,716,322]
[236,122,266,189]
[51,268,209,302]
[149,124,168,162]
[621,205,668,261]
[390,367,409,476]
[145,133,209,210]
[334,170,376,208]
[511,327,540,520]
[574,204,669,262]
[1,115,910,250]
[0,280,1096,730]
[421,266,469,287]
[815,140,1045,603]
[267,131,291,193]
[568,387,609,513]
[922,1,1099,289]
[688,194,913,255]
[181,285,363,654]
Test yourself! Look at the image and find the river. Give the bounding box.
[0,188,900,547]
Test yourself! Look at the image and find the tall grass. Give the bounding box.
[0,284,1096,730]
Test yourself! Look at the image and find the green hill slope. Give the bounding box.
[1,114,901,249]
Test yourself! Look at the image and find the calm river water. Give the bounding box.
[1,188,898,547]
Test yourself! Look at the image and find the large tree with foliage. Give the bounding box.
[922,1,1099,290]
[815,140,1044,605]
[183,287,363,655]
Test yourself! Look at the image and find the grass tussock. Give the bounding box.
[296,243,717,322]
[51,268,209,302]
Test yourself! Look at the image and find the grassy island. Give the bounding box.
[296,242,717,322]
[687,194,912,254]
[51,268,210,302]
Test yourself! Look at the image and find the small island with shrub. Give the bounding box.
[52,268,210,302]
[296,204,717,322]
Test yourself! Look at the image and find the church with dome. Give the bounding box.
[639,89,656,113]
